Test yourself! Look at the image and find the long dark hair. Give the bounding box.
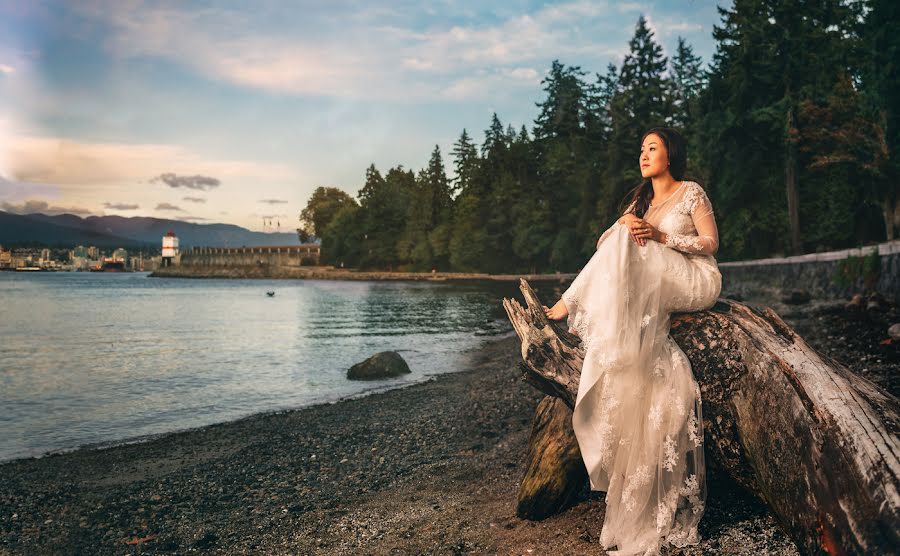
[624,126,689,218]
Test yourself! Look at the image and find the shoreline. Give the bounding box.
[0,333,801,555]
[149,265,576,282]
[0,355,475,466]
[2,297,894,554]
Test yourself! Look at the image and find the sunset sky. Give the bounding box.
[0,0,728,231]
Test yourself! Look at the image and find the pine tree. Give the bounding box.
[669,37,705,131]
[618,15,671,127]
[602,15,672,232]
[698,0,865,257]
[450,129,479,198]
[796,72,890,247]
[481,113,507,159]
[859,0,900,239]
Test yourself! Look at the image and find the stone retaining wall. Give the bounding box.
[719,240,900,303]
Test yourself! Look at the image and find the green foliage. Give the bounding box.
[834,250,881,290]
[299,186,357,239]
[300,6,897,272]
[320,204,361,266]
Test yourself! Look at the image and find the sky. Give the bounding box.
[0,0,731,232]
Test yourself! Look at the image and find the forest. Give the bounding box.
[299,0,899,273]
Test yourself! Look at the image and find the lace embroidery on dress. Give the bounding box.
[680,474,704,515]
[648,182,719,256]
[622,464,652,512]
[561,180,721,555]
[656,488,680,532]
[649,403,663,430]
[663,435,678,471]
[687,408,702,447]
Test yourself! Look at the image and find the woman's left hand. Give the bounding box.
[631,220,661,246]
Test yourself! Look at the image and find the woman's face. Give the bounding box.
[639,133,669,179]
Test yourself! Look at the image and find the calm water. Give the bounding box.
[0,272,524,462]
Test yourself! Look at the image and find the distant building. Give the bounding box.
[0,247,11,269]
[73,245,88,258]
[87,246,100,259]
[112,248,128,262]
[161,231,179,267]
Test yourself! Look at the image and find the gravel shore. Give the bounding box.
[1,293,895,555]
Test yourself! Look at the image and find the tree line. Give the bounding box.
[300,1,898,273]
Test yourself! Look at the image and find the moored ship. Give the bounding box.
[91,258,127,272]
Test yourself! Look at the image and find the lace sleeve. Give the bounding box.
[663,186,719,255]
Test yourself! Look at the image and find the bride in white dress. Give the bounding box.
[543,127,722,556]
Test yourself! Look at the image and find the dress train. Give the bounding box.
[562,222,721,556]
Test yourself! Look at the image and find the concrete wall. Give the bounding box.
[719,240,900,303]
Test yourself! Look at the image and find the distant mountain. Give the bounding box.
[0,212,301,248]
[0,211,146,248]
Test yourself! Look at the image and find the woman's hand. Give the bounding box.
[543,300,569,321]
[627,219,665,246]
[617,214,641,245]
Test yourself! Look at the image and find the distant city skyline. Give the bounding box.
[0,0,729,231]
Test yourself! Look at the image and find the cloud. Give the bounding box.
[75,0,626,100]
[103,202,139,210]
[182,196,206,203]
[151,173,221,191]
[178,215,209,221]
[0,64,14,75]
[0,175,60,200]
[6,135,297,187]
[1,199,93,216]
[258,199,288,204]
[155,202,184,211]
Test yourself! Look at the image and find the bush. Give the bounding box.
[834,250,881,291]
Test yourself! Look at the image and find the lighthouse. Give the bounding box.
[161,230,179,267]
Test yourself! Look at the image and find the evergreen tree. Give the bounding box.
[450,128,479,198]
[321,204,362,267]
[448,193,487,271]
[400,146,453,270]
[618,15,671,127]
[796,72,890,247]
[531,59,597,268]
[859,0,900,239]
[533,60,590,142]
[669,37,705,131]
[602,15,672,233]
[481,113,507,160]
[356,164,412,270]
[696,0,855,258]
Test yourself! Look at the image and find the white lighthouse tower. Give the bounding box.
[161,230,179,267]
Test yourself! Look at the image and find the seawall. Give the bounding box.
[719,240,900,303]
[153,239,900,302]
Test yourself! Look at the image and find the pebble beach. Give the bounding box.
[1,294,896,555]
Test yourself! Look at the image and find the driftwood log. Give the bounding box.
[502,279,899,555]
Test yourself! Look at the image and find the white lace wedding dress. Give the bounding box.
[561,180,722,556]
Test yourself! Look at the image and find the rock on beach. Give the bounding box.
[347,351,411,380]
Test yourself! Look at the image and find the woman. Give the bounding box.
[543,127,722,556]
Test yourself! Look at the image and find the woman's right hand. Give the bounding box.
[619,214,647,246]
